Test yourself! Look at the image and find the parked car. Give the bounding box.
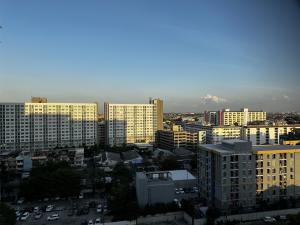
[279,215,287,220]
[20,212,30,221]
[95,218,101,225]
[46,205,54,212]
[15,211,21,217]
[263,216,276,223]
[47,213,59,221]
[88,219,94,225]
[96,204,102,213]
[79,193,84,199]
[34,212,42,220]
[17,198,25,204]
[33,206,39,213]
[81,220,88,225]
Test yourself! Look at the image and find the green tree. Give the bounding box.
[206,207,220,225]
[0,202,16,225]
[288,212,300,225]
[160,157,181,170]
[21,161,80,200]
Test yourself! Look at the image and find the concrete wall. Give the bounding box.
[216,207,300,223]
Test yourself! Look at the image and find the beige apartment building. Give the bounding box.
[254,145,300,203]
[205,108,266,126]
[0,98,98,151]
[104,99,163,146]
[156,124,201,150]
[241,125,300,145]
[201,126,241,144]
[198,140,300,212]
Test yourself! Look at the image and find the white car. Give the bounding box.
[79,193,84,199]
[263,216,276,223]
[96,206,102,213]
[20,212,30,221]
[46,205,54,212]
[88,219,94,225]
[33,206,39,213]
[95,218,101,225]
[17,198,24,204]
[47,213,59,221]
[15,211,21,217]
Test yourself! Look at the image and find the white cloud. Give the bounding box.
[283,95,289,100]
[200,94,227,104]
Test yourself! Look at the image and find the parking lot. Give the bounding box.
[14,198,111,225]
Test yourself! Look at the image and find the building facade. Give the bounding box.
[202,126,241,144]
[156,124,200,150]
[136,170,197,207]
[204,108,266,126]
[104,99,163,146]
[198,140,256,212]
[241,125,300,145]
[0,100,98,151]
[198,140,300,212]
[254,145,300,203]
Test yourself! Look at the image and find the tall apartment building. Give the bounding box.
[198,140,300,212]
[104,99,163,147]
[0,98,98,151]
[202,126,241,144]
[241,125,300,145]
[198,140,256,212]
[254,145,300,203]
[204,108,266,126]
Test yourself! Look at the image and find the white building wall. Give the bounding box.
[0,102,97,151]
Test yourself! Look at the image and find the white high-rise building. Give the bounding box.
[241,125,300,145]
[104,99,163,147]
[204,108,266,126]
[0,98,98,151]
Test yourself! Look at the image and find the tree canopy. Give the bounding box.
[0,202,16,225]
[21,161,80,200]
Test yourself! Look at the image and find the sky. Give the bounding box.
[1,0,300,112]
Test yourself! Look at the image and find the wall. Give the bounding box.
[216,208,300,223]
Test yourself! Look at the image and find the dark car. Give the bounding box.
[81,220,88,225]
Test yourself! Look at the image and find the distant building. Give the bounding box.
[204,108,266,126]
[136,170,197,207]
[122,150,143,165]
[156,124,200,150]
[0,98,98,152]
[99,152,122,167]
[98,121,106,146]
[133,143,154,152]
[16,151,32,172]
[69,148,86,167]
[104,99,163,146]
[241,125,300,145]
[201,126,241,144]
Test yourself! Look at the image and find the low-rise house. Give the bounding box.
[99,152,122,167]
[122,150,143,165]
[136,169,197,207]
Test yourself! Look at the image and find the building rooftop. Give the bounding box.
[244,124,300,128]
[122,150,142,161]
[174,148,195,156]
[168,170,196,181]
[253,145,300,151]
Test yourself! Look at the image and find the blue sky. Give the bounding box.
[1,0,300,112]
